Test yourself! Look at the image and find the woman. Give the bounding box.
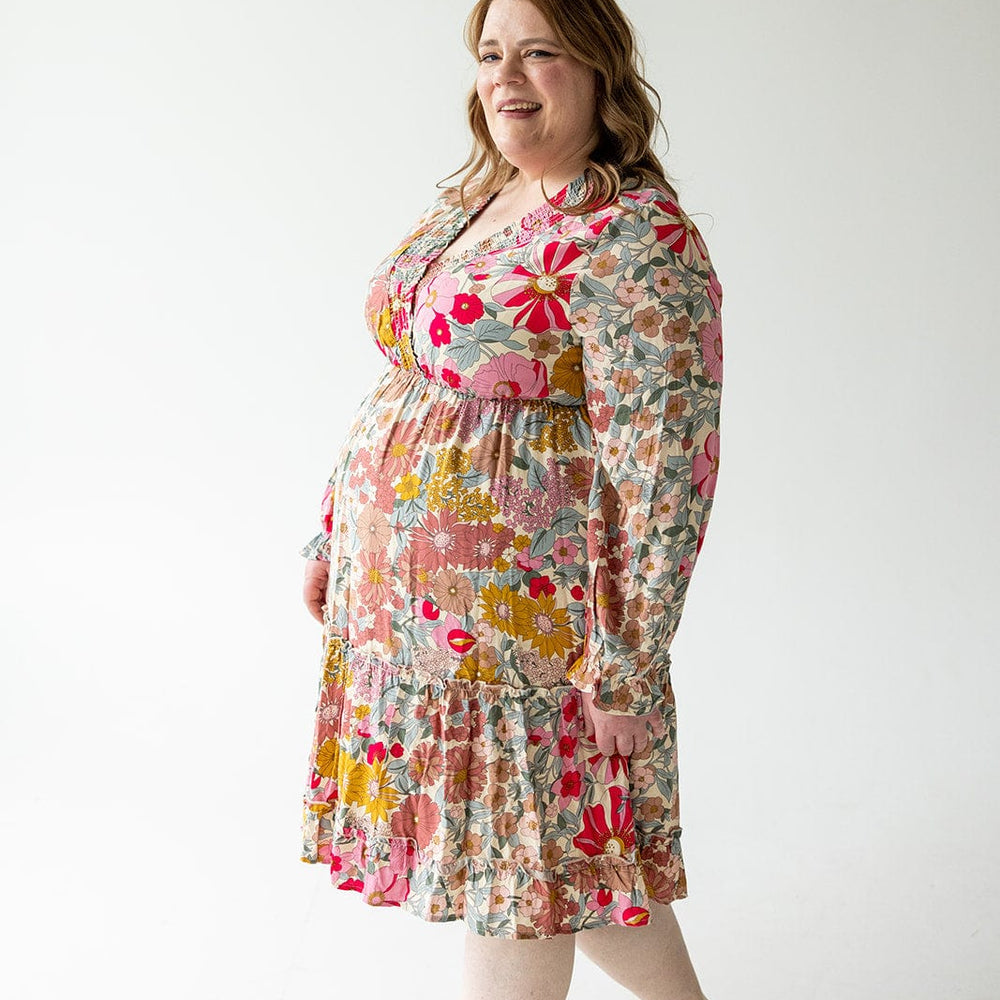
[299,0,722,997]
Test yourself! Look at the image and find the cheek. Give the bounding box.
[476,71,494,109]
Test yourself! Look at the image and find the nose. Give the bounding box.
[489,54,526,88]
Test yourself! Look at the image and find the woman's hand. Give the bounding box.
[580,690,666,757]
[303,559,330,624]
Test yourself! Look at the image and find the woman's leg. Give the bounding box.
[573,900,708,1000]
[460,929,576,1000]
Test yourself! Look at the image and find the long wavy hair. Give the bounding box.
[441,0,680,216]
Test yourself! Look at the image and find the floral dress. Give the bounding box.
[299,172,723,940]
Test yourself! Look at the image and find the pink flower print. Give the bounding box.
[409,507,472,571]
[465,254,493,276]
[487,883,514,914]
[708,267,723,313]
[390,793,441,850]
[380,417,422,479]
[469,352,549,399]
[492,240,584,333]
[614,276,645,306]
[414,272,458,334]
[464,521,515,569]
[568,305,599,333]
[591,250,619,278]
[692,430,720,499]
[443,743,487,803]
[699,314,723,385]
[356,549,394,608]
[652,266,681,296]
[361,867,410,906]
[551,537,579,565]
[528,724,553,747]
[653,487,682,523]
[515,545,544,572]
[451,292,484,326]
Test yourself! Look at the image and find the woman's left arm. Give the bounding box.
[567,196,724,717]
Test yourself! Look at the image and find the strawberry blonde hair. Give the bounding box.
[442,0,680,215]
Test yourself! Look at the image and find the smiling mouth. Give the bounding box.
[498,101,542,115]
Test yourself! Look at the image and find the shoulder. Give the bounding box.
[583,183,714,273]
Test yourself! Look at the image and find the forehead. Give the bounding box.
[480,0,555,41]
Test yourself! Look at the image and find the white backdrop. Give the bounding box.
[2,1,997,997]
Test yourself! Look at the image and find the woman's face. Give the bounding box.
[476,0,599,178]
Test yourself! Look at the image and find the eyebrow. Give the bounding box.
[477,37,561,48]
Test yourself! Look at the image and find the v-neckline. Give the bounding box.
[434,171,587,269]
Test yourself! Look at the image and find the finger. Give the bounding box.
[632,732,649,756]
[616,733,634,757]
[596,731,617,757]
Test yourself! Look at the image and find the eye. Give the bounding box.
[526,49,555,58]
[479,52,499,63]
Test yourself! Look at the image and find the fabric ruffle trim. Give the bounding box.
[299,626,686,939]
[300,812,687,940]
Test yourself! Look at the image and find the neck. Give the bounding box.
[501,134,599,199]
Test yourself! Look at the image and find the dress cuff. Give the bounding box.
[300,532,332,561]
[566,645,667,718]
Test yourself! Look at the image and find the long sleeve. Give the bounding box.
[566,196,723,717]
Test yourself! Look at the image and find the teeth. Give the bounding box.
[502,102,540,111]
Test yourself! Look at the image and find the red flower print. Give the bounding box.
[492,240,584,334]
[451,293,484,325]
[320,482,335,534]
[572,786,636,857]
[614,904,651,927]
[650,198,709,261]
[440,365,464,390]
[528,574,556,599]
[558,769,582,797]
[429,312,451,347]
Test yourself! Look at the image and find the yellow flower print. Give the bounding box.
[376,306,396,350]
[526,591,576,659]
[314,737,340,779]
[343,755,401,825]
[395,473,422,501]
[478,582,534,638]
